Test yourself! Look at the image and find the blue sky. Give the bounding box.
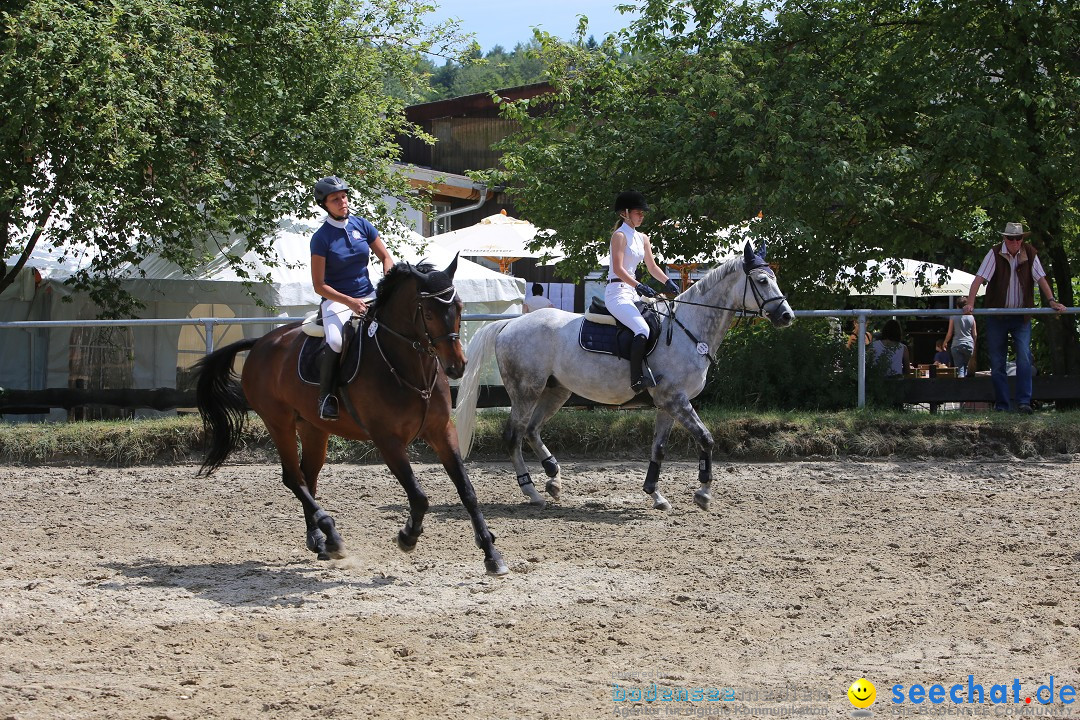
[426,0,638,52]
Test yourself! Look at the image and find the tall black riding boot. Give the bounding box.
[318,347,341,420]
[629,335,662,393]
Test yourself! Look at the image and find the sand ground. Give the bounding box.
[1,457,1078,719]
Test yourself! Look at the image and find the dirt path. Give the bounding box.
[1,458,1078,719]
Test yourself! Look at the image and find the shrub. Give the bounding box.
[699,318,900,410]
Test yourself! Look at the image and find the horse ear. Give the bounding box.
[758,238,767,260]
[743,242,754,264]
[444,252,459,280]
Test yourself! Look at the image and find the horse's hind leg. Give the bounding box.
[525,386,572,500]
[430,427,508,576]
[266,416,344,560]
[296,421,344,558]
[503,392,547,507]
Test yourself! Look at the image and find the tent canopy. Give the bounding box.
[430,212,562,272]
[125,216,524,308]
[842,258,985,299]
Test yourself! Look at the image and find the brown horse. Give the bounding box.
[194,257,508,576]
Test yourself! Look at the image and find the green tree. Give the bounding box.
[420,41,550,101]
[1,0,466,315]
[496,0,1080,370]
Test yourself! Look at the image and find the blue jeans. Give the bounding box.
[984,315,1032,410]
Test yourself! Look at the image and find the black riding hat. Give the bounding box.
[614,190,650,213]
[314,176,350,207]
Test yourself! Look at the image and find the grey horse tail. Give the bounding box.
[455,318,513,458]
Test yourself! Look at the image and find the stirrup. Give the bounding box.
[318,394,339,420]
[631,368,662,393]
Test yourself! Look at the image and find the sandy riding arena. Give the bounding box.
[1,458,1078,719]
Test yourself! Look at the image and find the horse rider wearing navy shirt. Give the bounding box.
[310,175,394,420]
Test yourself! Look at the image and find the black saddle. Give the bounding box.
[297,319,364,386]
[578,299,662,359]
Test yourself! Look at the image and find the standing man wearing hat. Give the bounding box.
[606,190,681,392]
[962,221,1067,413]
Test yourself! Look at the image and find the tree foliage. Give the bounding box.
[412,41,551,102]
[495,0,1080,368]
[0,0,467,314]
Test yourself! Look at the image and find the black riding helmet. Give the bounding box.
[314,175,350,209]
[614,190,650,213]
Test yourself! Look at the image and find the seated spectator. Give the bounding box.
[932,339,952,367]
[869,319,911,377]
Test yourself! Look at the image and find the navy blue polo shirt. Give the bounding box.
[310,215,379,298]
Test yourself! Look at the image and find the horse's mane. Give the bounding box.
[683,256,743,300]
[370,261,437,314]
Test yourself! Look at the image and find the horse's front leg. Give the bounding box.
[659,395,715,510]
[380,442,429,553]
[645,410,676,510]
[430,427,509,576]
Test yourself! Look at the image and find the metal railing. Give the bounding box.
[2,308,1076,409]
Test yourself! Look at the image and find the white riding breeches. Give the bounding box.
[604,281,649,337]
[320,295,374,353]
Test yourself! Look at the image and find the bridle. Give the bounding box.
[659,264,787,317]
[654,264,788,365]
[368,282,461,400]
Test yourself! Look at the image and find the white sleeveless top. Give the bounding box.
[611,222,645,278]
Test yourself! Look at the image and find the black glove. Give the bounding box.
[635,282,657,298]
[663,278,680,295]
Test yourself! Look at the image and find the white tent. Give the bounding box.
[1,216,523,420]
[842,258,985,302]
[124,215,524,310]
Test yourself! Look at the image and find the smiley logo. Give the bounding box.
[848,678,876,709]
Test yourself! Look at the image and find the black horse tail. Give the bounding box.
[194,337,257,476]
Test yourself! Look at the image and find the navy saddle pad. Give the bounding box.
[578,299,661,359]
[297,320,363,386]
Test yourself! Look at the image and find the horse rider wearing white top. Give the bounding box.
[605,190,681,392]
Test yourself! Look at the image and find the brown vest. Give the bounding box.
[983,242,1036,309]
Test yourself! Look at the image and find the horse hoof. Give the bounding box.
[397,530,419,553]
[522,485,546,507]
[654,500,671,511]
[317,552,330,561]
[486,557,510,576]
[694,491,712,511]
[544,480,561,501]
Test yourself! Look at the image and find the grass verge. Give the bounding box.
[2,408,1078,466]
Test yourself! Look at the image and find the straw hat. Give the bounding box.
[1000,221,1031,237]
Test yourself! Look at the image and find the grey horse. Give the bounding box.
[455,242,794,510]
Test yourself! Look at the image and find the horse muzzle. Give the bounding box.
[767,301,795,328]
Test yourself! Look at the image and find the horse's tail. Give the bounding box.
[455,318,513,458]
[194,337,258,476]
